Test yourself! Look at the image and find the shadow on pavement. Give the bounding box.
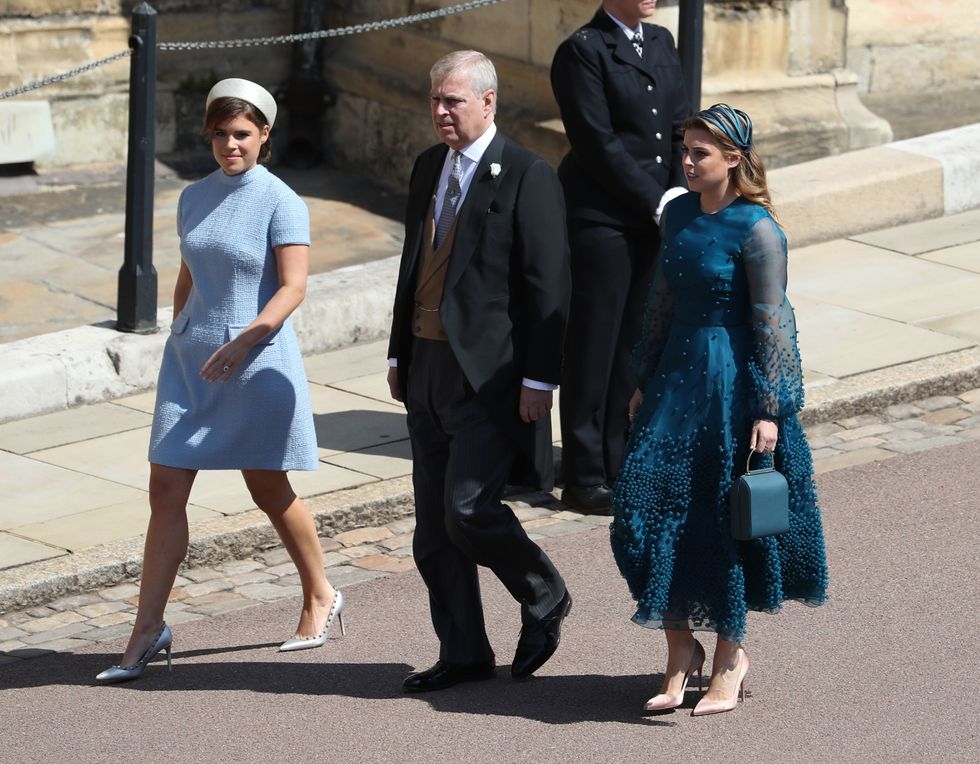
[1,650,676,726]
[313,410,408,453]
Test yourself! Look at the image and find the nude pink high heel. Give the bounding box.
[643,639,706,712]
[692,647,749,717]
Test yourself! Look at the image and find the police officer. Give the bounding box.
[551,0,689,513]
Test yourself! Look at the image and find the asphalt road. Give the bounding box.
[1,442,977,763]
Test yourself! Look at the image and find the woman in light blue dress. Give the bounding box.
[612,105,828,716]
[97,80,343,684]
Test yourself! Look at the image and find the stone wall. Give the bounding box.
[2,1,978,170]
[846,0,980,139]
[322,0,892,182]
[0,1,295,167]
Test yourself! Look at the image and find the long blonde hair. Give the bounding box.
[683,107,778,224]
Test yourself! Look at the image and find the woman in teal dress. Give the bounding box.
[612,104,828,716]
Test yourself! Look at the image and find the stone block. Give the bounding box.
[0,102,55,164]
[215,559,263,576]
[378,532,413,551]
[771,146,942,247]
[20,621,91,644]
[881,435,963,454]
[920,408,971,426]
[45,592,103,612]
[181,579,233,598]
[915,396,966,412]
[98,582,140,601]
[836,437,886,452]
[85,611,135,629]
[350,554,415,574]
[883,403,926,421]
[0,626,28,641]
[256,548,293,568]
[235,582,293,602]
[180,566,224,583]
[18,610,85,634]
[322,565,388,589]
[334,526,393,547]
[813,447,897,473]
[75,600,131,618]
[893,124,980,215]
[957,388,980,403]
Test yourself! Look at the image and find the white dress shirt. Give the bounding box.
[388,122,555,392]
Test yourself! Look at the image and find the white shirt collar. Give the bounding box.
[604,9,643,40]
[455,121,497,165]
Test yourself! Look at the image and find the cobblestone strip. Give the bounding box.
[2,387,978,666]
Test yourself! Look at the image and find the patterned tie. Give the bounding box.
[632,30,643,58]
[434,150,464,248]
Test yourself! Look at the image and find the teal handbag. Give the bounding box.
[729,451,790,540]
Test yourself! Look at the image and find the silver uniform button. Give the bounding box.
[655,155,663,163]
[652,107,658,116]
[647,84,653,92]
[656,132,662,140]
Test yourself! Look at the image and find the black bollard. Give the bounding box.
[117,2,158,334]
[678,0,704,114]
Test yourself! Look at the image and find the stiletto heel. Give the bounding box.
[279,590,345,652]
[643,639,706,712]
[692,647,749,717]
[337,610,347,637]
[95,623,173,684]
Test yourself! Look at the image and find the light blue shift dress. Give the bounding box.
[148,164,318,471]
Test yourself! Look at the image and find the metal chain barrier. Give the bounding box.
[0,49,132,101]
[0,0,506,100]
[159,0,506,51]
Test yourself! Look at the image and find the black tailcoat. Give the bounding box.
[388,130,570,489]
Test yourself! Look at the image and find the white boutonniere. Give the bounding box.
[490,163,501,179]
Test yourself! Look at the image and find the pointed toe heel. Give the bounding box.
[642,638,705,713]
[692,648,749,717]
[95,623,173,685]
[279,590,345,652]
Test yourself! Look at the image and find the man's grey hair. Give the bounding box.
[430,50,498,111]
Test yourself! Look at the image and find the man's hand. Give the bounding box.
[387,366,403,403]
[519,386,553,424]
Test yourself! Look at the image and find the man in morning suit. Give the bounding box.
[386,50,572,692]
[551,0,689,513]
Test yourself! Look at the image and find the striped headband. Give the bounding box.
[698,103,753,153]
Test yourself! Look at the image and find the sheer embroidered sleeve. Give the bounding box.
[741,215,805,420]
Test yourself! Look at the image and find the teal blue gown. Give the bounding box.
[611,193,828,642]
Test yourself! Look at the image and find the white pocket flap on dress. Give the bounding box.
[170,313,189,334]
[227,324,277,345]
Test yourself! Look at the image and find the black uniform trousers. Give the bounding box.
[406,338,566,665]
[559,221,659,488]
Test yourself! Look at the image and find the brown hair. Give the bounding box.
[682,113,778,223]
[201,96,272,164]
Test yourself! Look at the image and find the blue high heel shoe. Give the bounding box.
[279,590,346,652]
[95,623,173,684]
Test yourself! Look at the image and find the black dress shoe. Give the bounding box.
[560,484,613,515]
[402,659,496,693]
[511,591,572,679]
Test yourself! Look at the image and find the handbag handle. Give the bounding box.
[745,450,776,475]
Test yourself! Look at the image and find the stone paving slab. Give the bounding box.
[791,237,980,323]
[850,206,980,254]
[0,401,152,455]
